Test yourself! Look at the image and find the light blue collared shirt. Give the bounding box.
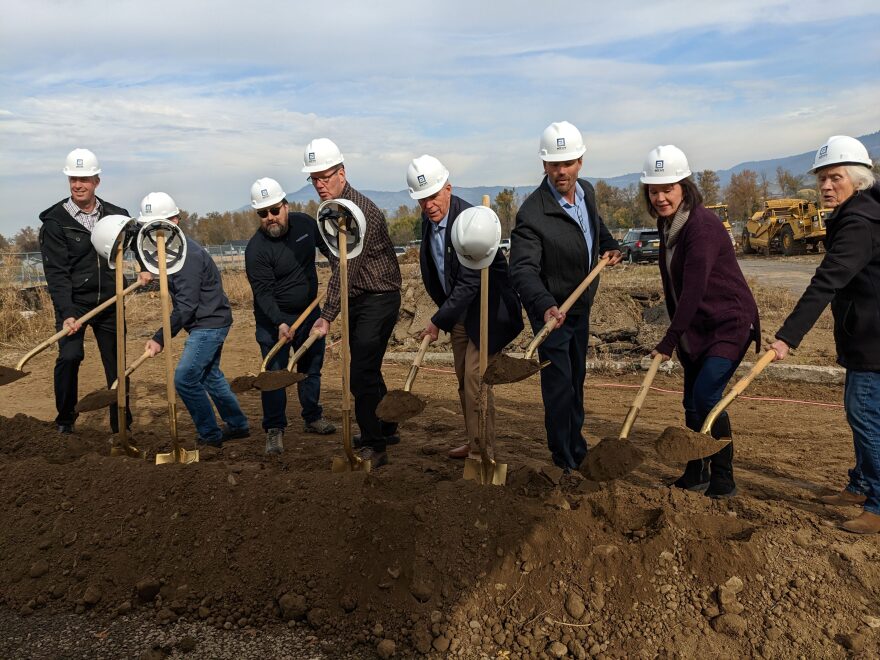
[430,213,449,295]
[548,180,592,263]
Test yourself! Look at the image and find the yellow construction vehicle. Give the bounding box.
[741,198,827,256]
[706,204,737,247]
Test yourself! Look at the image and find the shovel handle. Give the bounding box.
[260,337,288,373]
[404,335,432,392]
[524,257,609,359]
[16,281,142,371]
[699,350,776,434]
[286,332,321,371]
[111,350,152,389]
[618,353,663,440]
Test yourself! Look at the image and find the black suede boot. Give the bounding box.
[672,459,710,491]
[705,413,737,498]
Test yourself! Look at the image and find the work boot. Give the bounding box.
[353,433,400,449]
[265,428,284,455]
[671,459,710,492]
[222,426,251,441]
[705,439,737,498]
[57,424,74,435]
[303,418,336,435]
[840,511,880,535]
[357,446,388,469]
[819,489,867,506]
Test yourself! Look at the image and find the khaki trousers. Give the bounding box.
[450,323,495,459]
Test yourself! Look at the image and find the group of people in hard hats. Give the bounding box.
[38,125,880,533]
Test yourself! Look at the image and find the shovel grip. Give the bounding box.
[524,257,609,361]
[111,350,152,389]
[404,335,432,392]
[16,281,142,371]
[286,332,321,371]
[618,354,664,440]
[699,350,776,434]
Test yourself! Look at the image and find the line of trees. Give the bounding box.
[4,160,878,251]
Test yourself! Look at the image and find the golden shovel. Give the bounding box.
[581,354,662,481]
[463,196,506,485]
[329,206,370,473]
[252,293,324,392]
[655,350,777,462]
[376,334,432,423]
[154,228,199,465]
[75,350,151,413]
[0,281,141,387]
[483,256,610,385]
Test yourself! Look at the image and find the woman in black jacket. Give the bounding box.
[769,135,880,534]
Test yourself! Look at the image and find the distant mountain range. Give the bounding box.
[277,130,880,211]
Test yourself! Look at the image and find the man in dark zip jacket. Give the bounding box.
[770,135,880,535]
[38,148,133,435]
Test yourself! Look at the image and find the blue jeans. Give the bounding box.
[174,326,248,443]
[844,370,880,515]
[533,311,589,470]
[256,306,325,432]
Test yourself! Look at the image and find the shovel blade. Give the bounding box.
[155,447,200,465]
[228,374,258,393]
[655,426,730,462]
[331,455,371,473]
[0,367,28,387]
[482,354,546,385]
[110,444,143,459]
[463,457,507,485]
[581,437,644,482]
[376,390,426,423]
[253,370,306,392]
[75,388,118,413]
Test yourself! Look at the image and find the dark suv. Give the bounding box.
[621,228,660,263]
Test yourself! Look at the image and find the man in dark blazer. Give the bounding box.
[510,122,622,472]
[406,155,523,460]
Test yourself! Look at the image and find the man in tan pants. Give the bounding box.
[406,155,523,458]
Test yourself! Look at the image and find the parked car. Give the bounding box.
[394,246,406,257]
[499,238,511,254]
[620,228,660,263]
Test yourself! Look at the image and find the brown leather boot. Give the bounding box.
[818,489,867,506]
[840,511,880,535]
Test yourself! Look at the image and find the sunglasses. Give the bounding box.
[257,204,284,219]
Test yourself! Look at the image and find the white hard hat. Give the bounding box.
[91,215,135,268]
[63,148,101,177]
[640,145,692,185]
[302,138,345,173]
[136,218,188,275]
[451,206,501,270]
[810,135,873,173]
[316,198,367,260]
[250,177,286,209]
[539,121,587,162]
[406,155,449,200]
[138,192,180,223]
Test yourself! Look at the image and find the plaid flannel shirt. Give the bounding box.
[63,197,103,231]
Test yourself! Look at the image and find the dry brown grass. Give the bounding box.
[0,254,56,350]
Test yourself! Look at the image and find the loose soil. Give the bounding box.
[1,259,878,659]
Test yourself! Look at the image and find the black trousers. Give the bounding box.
[54,306,132,433]
[348,291,400,451]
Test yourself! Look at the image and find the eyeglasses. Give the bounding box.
[257,204,284,219]
[307,168,341,187]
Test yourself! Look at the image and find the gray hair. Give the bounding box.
[820,164,878,191]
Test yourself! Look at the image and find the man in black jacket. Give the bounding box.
[39,148,134,435]
[245,177,335,455]
[510,122,621,471]
[142,192,249,447]
[407,155,523,460]
[770,135,880,534]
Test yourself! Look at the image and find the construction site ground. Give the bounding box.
[1,255,878,659]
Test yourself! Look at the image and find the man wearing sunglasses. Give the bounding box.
[303,138,402,469]
[245,177,335,455]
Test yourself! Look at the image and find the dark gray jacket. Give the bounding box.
[153,236,232,346]
[776,181,880,371]
[510,177,619,320]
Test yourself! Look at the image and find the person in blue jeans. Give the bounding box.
[770,136,880,534]
[641,145,760,498]
[141,192,249,447]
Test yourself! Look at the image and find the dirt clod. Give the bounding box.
[582,437,645,481]
[655,426,730,462]
[376,390,426,423]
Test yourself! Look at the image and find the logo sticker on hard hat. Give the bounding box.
[76,159,83,168]
[261,189,269,198]
[557,138,566,149]
[145,204,152,214]
[655,160,664,171]
[417,175,427,186]
[819,146,828,158]
[308,152,316,163]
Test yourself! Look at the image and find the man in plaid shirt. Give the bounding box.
[305,138,402,468]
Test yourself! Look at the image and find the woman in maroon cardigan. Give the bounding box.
[641,145,760,497]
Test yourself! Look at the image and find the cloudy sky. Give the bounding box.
[1,0,878,237]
